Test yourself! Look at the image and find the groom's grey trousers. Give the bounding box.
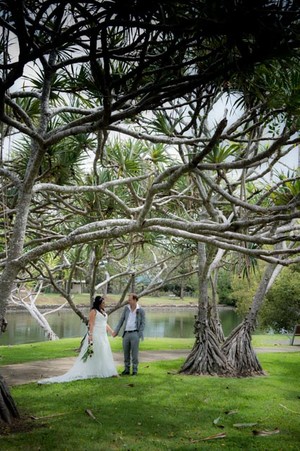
[123,331,139,373]
[114,305,145,374]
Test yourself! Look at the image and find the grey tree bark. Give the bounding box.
[222,243,283,376]
[0,376,20,424]
[180,242,233,376]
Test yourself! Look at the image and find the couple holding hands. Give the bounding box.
[38,293,146,384]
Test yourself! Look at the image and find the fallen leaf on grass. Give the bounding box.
[85,409,96,420]
[224,409,238,415]
[252,428,280,436]
[213,417,225,428]
[280,404,300,415]
[233,423,258,429]
[200,432,226,441]
[125,383,135,387]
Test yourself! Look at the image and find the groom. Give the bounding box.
[113,293,146,376]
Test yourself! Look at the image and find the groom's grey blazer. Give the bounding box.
[114,305,146,340]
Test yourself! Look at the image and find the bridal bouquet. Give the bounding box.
[81,342,94,362]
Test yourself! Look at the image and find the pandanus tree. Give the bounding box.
[1,2,300,339]
[180,242,232,375]
[7,132,197,326]
[222,170,300,376]
[145,73,300,376]
[139,94,265,376]
[1,0,300,424]
[217,59,300,375]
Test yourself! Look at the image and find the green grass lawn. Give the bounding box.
[0,335,293,366]
[0,337,194,365]
[33,292,199,307]
[1,353,299,450]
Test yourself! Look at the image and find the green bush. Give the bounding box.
[217,269,238,306]
[260,265,300,332]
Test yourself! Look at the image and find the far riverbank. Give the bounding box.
[6,292,235,312]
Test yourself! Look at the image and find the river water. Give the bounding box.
[0,307,243,346]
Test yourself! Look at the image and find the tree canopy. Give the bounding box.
[1,0,300,313]
[1,0,300,422]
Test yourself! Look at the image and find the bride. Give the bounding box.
[38,296,118,384]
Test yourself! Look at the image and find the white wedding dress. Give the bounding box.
[38,311,118,384]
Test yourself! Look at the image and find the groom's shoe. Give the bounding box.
[121,370,130,376]
[132,371,138,376]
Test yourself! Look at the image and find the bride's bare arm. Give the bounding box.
[106,324,114,335]
[88,309,96,342]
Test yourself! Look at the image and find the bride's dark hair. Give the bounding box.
[92,295,104,312]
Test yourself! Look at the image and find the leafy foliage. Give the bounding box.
[205,143,242,164]
[260,265,300,332]
[269,170,300,206]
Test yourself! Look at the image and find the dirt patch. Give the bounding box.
[0,414,42,436]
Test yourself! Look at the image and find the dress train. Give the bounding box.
[38,311,118,384]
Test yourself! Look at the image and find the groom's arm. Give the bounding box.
[138,309,146,339]
[140,309,146,332]
[114,308,126,336]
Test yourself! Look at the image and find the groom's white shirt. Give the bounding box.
[125,303,140,331]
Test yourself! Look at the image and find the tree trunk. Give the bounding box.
[131,273,136,293]
[180,243,234,376]
[0,60,56,423]
[180,279,184,299]
[20,302,60,340]
[180,316,234,375]
[222,320,264,376]
[222,249,281,376]
[0,375,20,424]
[209,272,225,344]
[209,314,225,345]
[0,145,45,421]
